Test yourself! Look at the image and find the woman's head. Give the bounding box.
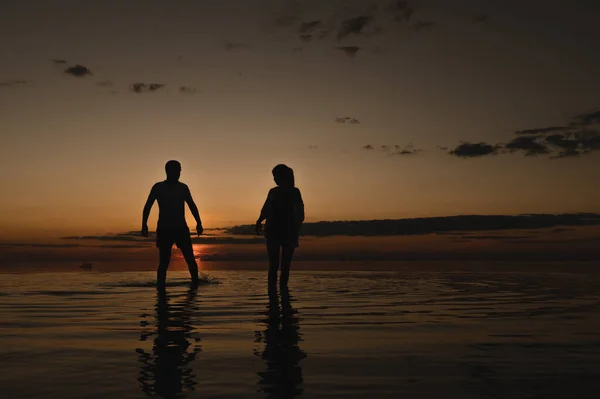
[272,164,295,187]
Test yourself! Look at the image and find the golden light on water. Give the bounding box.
[192,245,204,264]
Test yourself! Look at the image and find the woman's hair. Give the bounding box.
[272,164,295,187]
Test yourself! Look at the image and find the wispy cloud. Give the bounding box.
[391,144,422,155]
[130,83,165,93]
[413,20,435,32]
[224,42,251,51]
[336,46,361,58]
[504,136,550,156]
[515,126,568,135]
[0,80,27,87]
[472,14,490,24]
[96,80,114,87]
[179,86,198,94]
[338,16,372,39]
[299,20,321,34]
[571,110,600,127]
[388,1,414,23]
[335,116,360,124]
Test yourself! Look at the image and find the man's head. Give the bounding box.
[165,160,181,181]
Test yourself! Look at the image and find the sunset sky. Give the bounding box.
[1,0,600,239]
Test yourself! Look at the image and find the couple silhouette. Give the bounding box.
[142,160,305,289]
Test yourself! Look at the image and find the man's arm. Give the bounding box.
[141,185,157,236]
[184,186,203,235]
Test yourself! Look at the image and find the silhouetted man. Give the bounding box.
[141,160,203,286]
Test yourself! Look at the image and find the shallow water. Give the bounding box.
[1,270,600,398]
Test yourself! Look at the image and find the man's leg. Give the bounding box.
[179,240,200,284]
[157,245,172,286]
[266,239,281,289]
[280,244,295,288]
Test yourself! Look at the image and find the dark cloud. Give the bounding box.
[551,149,584,159]
[451,123,600,160]
[519,110,600,136]
[576,129,600,150]
[338,16,372,39]
[0,80,27,87]
[50,59,67,64]
[571,110,600,127]
[224,42,250,51]
[65,65,92,77]
[515,126,568,135]
[500,110,600,158]
[274,14,299,29]
[414,20,435,31]
[381,145,390,152]
[504,136,550,156]
[96,80,113,87]
[308,145,318,150]
[292,47,304,52]
[226,213,600,237]
[449,142,498,158]
[541,131,600,158]
[300,34,312,42]
[369,26,384,36]
[336,46,361,58]
[545,134,581,151]
[130,83,165,93]
[335,116,360,124]
[472,14,490,24]
[179,86,198,94]
[362,144,374,150]
[388,1,414,22]
[299,20,321,34]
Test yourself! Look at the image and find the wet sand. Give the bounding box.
[1,268,599,398]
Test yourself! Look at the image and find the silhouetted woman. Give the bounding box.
[256,165,305,289]
[255,288,306,398]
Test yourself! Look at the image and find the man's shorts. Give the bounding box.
[156,227,192,249]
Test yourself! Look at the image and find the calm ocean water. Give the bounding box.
[1,269,600,398]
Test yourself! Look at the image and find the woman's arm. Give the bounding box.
[256,190,272,234]
[294,188,305,229]
[257,191,271,223]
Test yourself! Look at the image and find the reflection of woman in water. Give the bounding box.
[136,286,201,398]
[256,165,305,289]
[255,288,306,398]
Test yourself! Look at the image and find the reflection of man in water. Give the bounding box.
[141,160,203,286]
[256,288,306,398]
[136,286,201,398]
